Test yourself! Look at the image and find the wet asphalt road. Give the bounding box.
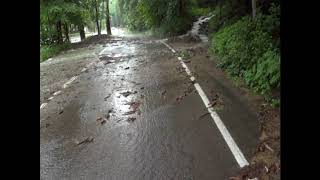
[40,36,259,180]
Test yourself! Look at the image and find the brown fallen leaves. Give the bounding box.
[96,117,107,125]
[76,136,94,145]
[208,92,224,110]
[104,94,111,101]
[176,95,184,102]
[120,91,138,97]
[127,117,136,122]
[161,90,167,96]
[123,111,136,115]
[96,109,113,125]
[123,101,141,115]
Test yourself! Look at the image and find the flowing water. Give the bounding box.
[180,14,215,42]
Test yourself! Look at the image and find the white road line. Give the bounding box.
[99,46,109,55]
[178,56,193,75]
[53,90,62,96]
[40,103,48,109]
[63,76,78,89]
[41,48,99,111]
[81,67,87,72]
[160,40,249,168]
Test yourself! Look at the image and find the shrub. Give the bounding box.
[40,43,71,62]
[210,5,280,99]
[191,7,212,17]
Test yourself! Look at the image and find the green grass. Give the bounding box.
[40,43,71,62]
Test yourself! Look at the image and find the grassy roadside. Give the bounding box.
[40,43,71,63]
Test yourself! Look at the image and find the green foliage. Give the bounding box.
[40,43,71,62]
[207,1,247,34]
[40,0,96,46]
[179,50,191,59]
[190,7,212,17]
[210,4,280,98]
[271,98,280,107]
[118,0,193,35]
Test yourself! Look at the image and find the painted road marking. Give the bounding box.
[63,76,78,89]
[81,67,87,72]
[41,46,106,110]
[40,103,48,109]
[160,40,249,168]
[53,90,62,96]
[99,46,110,55]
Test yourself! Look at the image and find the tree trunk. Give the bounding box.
[56,20,63,44]
[79,25,86,41]
[46,10,53,42]
[105,0,112,35]
[177,0,186,17]
[95,0,101,35]
[64,23,70,42]
[219,0,222,20]
[251,0,256,18]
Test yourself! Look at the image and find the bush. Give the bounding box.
[207,1,248,34]
[210,5,280,99]
[40,43,71,62]
[191,7,212,17]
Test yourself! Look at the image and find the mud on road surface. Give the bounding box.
[40,32,278,180]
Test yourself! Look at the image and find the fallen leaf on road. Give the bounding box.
[120,91,136,97]
[198,112,210,120]
[100,119,106,124]
[176,95,184,102]
[76,136,94,145]
[59,110,64,114]
[106,113,110,119]
[104,94,111,100]
[161,90,167,96]
[123,111,136,115]
[103,61,112,65]
[127,117,136,122]
[96,117,103,121]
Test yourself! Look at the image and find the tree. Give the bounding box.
[105,0,112,35]
[64,23,70,42]
[79,24,86,40]
[252,0,256,18]
[56,20,63,44]
[94,0,101,35]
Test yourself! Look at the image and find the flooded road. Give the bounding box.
[40,33,259,179]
